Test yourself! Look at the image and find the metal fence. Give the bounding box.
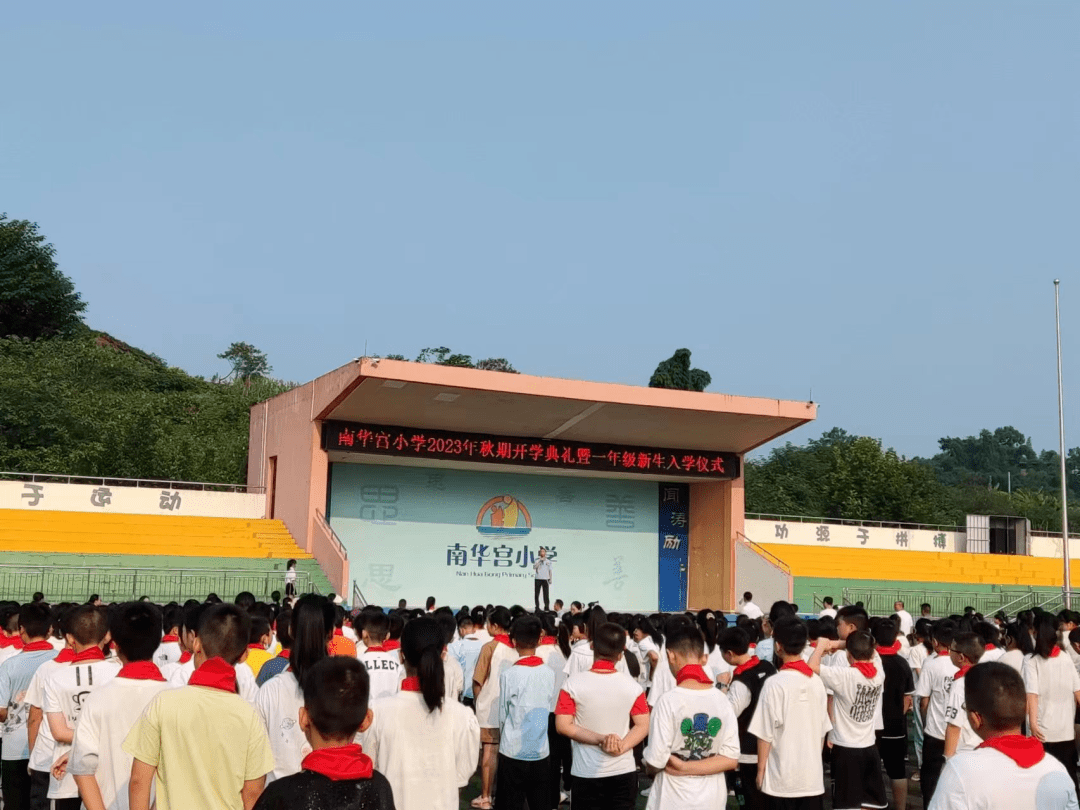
[837,586,1069,618]
[0,470,263,494]
[0,564,310,603]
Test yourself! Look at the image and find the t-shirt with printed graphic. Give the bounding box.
[0,645,59,760]
[916,653,959,740]
[945,673,981,754]
[361,648,403,705]
[642,684,739,810]
[816,664,885,749]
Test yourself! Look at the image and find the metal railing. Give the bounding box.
[838,586,1051,618]
[314,510,348,559]
[736,532,791,575]
[0,471,263,494]
[0,563,308,603]
[352,580,368,608]
[747,513,964,533]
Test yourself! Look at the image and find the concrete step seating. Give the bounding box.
[758,543,1080,588]
[0,509,313,560]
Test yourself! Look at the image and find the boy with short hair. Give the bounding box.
[251,657,394,809]
[929,662,1078,809]
[244,617,274,679]
[916,620,959,805]
[496,615,555,810]
[810,630,887,810]
[748,617,831,808]
[153,606,183,669]
[328,607,356,657]
[0,602,60,810]
[720,626,777,810]
[43,605,121,809]
[123,604,275,810]
[472,607,517,809]
[27,607,75,810]
[555,622,650,810]
[448,615,485,707]
[643,623,739,809]
[359,613,402,703]
[943,631,984,758]
[69,601,173,810]
[256,610,293,687]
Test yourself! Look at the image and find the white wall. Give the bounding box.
[735,540,791,612]
[1,481,265,519]
[745,518,961,553]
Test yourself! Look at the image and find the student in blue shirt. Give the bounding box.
[497,615,555,810]
[450,615,486,707]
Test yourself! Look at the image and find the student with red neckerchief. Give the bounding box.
[359,612,403,704]
[916,620,960,805]
[361,617,480,810]
[65,602,172,810]
[720,626,777,810]
[870,618,915,810]
[41,605,121,809]
[1023,612,1080,786]
[555,622,650,810]
[124,604,275,810]
[152,605,184,670]
[809,630,886,810]
[944,632,985,761]
[252,657,395,810]
[642,623,739,810]
[471,607,516,809]
[26,606,76,810]
[748,617,831,810]
[929,661,1079,810]
[495,615,555,810]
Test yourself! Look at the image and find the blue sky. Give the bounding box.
[4,3,1078,458]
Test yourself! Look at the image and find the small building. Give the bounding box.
[248,358,815,610]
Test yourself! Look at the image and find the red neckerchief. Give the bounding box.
[188,657,237,693]
[54,648,75,664]
[179,651,192,664]
[72,647,106,663]
[494,634,513,648]
[852,662,877,679]
[985,644,996,652]
[540,636,557,646]
[1050,647,1062,658]
[978,734,1045,768]
[954,665,972,680]
[0,635,20,649]
[809,641,817,648]
[876,641,901,656]
[118,661,166,681]
[749,643,757,650]
[364,645,389,653]
[780,660,813,677]
[515,656,543,667]
[733,656,760,676]
[590,660,617,673]
[676,665,713,686]
[247,644,264,651]
[401,676,421,692]
[161,635,180,644]
[384,640,400,651]
[279,649,291,659]
[302,744,374,781]
[333,628,344,637]
[22,640,54,653]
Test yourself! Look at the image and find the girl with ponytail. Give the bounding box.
[254,594,334,780]
[362,616,481,810]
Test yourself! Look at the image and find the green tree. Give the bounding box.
[217,342,271,383]
[648,349,711,391]
[0,215,86,339]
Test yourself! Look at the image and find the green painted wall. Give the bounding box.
[0,552,331,603]
[794,576,1061,617]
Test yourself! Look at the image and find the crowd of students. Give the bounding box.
[0,593,1075,809]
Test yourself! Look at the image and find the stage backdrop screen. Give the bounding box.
[328,463,659,610]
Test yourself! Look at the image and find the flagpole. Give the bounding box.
[1056,280,1071,609]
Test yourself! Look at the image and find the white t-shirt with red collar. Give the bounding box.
[747,665,832,798]
[360,647,403,704]
[556,661,649,779]
[945,668,982,754]
[816,662,884,748]
[916,652,959,740]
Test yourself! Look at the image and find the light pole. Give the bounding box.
[1055,280,1071,609]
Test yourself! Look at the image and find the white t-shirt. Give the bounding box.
[741,601,763,620]
[153,641,182,669]
[168,657,195,687]
[68,673,172,810]
[558,668,649,779]
[43,657,122,798]
[707,647,733,683]
[636,637,660,686]
[166,659,257,704]
[945,673,981,754]
[909,644,931,679]
[916,653,959,740]
[361,689,481,810]
[981,647,1005,664]
[748,670,831,798]
[896,610,914,636]
[1000,649,1026,675]
[444,654,464,702]
[817,664,884,748]
[25,658,67,773]
[818,608,837,619]
[361,648,403,704]
[643,684,739,810]
[254,670,307,782]
[929,745,1079,810]
[563,639,630,678]
[476,642,520,730]
[546,648,568,712]
[1023,652,1080,743]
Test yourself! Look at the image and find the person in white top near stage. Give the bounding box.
[739,593,763,620]
[533,548,553,612]
[895,601,915,636]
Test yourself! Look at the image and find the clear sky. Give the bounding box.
[4,3,1078,458]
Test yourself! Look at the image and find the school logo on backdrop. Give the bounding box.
[476,495,532,536]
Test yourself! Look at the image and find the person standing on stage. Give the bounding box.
[533,548,553,613]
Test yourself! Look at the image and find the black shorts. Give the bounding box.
[764,796,824,810]
[875,732,908,780]
[830,745,887,810]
